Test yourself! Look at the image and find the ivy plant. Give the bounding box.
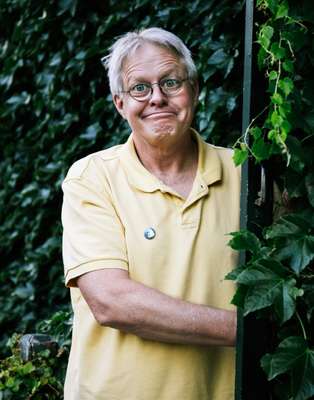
[0,0,243,356]
[229,1,314,398]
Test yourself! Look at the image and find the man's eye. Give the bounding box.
[163,79,179,88]
[132,83,148,92]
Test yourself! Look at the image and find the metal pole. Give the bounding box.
[235,1,254,399]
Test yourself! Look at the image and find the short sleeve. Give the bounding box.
[61,175,128,287]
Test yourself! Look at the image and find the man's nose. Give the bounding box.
[149,83,167,105]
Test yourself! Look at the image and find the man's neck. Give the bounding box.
[132,131,198,198]
[133,132,198,176]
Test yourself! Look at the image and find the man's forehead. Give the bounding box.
[122,43,185,81]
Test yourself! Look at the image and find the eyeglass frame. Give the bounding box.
[119,77,190,102]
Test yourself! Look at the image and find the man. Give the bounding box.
[62,27,240,400]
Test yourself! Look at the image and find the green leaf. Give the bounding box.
[225,265,246,281]
[267,0,279,15]
[251,127,262,139]
[6,92,31,107]
[266,214,311,239]
[233,147,248,166]
[271,42,286,60]
[228,230,261,255]
[269,70,278,80]
[244,277,297,322]
[261,336,314,400]
[230,285,248,308]
[281,120,292,136]
[252,137,271,161]
[236,257,298,322]
[271,93,283,105]
[283,60,294,73]
[275,1,289,19]
[258,25,274,50]
[276,236,314,275]
[80,122,102,141]
[271,111,284,128]
[18,361,35,375]
[267,129,277,141]
[278,77,294,97]
[207,49,227,65]
[274,280,303,324]
[90,98,106,118]
[266,214,314,274]
[257,47,267,69]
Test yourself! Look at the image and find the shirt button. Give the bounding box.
[144,227,156,240]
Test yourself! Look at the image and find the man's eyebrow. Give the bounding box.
[127,69,182,85]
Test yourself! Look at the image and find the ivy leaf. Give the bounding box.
[261,336,314,400]
[228,230,261,256]
[80,122,102,141]
[18,361,36,375]
[271,111,284,128]
[271,93,283,105]
[276,236,314,275]
[225,264,247,282]
[251,127,262,139]
[258,25,274,50]
[252,137,271,161]
[283,60,294,73]
[266,214,314,274]
[257,47,267,69]
[236,257,298,323]
[275,1,289,19]
[233,147,248,166]
[274,281,303,325]
[266,214,312,239]
[269,70,278,80]
[230,284,248,308]
[278,77,294,97]
[271,42,286,60]
[207,49,227,65]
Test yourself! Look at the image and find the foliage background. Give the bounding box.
[0,0,313,399]
[0,0,243,352]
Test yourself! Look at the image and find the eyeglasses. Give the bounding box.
[121,78,189,102]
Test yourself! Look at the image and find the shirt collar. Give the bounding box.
[118,128,222,193]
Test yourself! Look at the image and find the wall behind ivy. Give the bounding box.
[0,0,244,353]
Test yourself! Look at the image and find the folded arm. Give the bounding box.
[77,268,237,347]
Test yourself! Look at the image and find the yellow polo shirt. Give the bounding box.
[62,129,241,400]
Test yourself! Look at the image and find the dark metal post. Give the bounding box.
[235,1,273,399]
[235,1,254,398]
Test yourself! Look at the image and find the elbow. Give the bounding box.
[91,301,120,327]
[91,299,140,333]
[93,307,113,327]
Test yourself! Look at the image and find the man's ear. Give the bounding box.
[113,94,126,119]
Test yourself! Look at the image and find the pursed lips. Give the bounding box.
[142,110,177,119]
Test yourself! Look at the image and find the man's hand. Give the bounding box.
[76,268,237,347]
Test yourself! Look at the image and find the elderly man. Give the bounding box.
[62,27,240,400]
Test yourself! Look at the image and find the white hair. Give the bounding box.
[101,27,198,96]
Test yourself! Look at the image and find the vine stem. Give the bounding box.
[243,105,269,145]
[296,311,307,340]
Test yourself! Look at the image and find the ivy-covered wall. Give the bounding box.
[0,0,243,352]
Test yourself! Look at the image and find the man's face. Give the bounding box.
[114,43,198,148]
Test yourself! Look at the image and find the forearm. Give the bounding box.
[77,269,237,347]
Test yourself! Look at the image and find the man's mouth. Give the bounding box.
[142,111,176,119]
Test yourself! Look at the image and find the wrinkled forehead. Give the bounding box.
[121,42,186,77]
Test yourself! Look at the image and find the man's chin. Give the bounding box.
[151,124,175,135]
